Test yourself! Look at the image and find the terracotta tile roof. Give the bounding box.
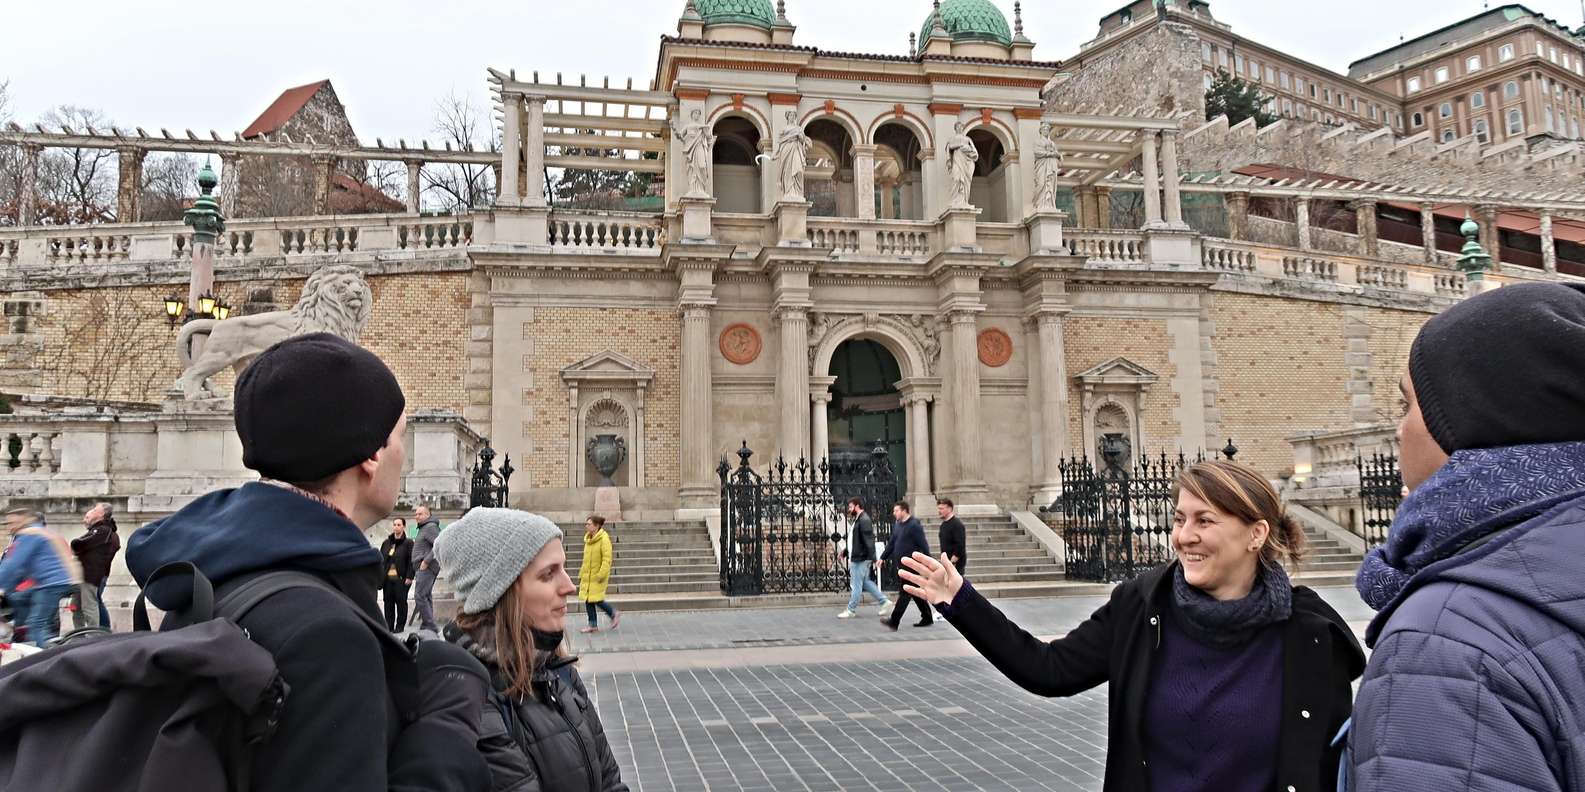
[242,80,331,139]
[1231,163,1385,190]
[330,173,404,213]
[658,36,1062,69]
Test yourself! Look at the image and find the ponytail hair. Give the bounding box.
[1173,460,1305,570]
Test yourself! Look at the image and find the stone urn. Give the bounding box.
[586,434,628,487]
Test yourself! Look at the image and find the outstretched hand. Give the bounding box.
[899,552,963,606]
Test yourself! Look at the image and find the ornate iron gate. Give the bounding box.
[1053,442,1239,583]
[469,440,515,509]
[717,442,898,596]
[1356,452,1403,547]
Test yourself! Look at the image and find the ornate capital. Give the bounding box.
[946,308,980,326]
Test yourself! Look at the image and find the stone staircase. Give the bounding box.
[1292,521,1365,588]
[564,520,718,597]
[924,515,1075,598]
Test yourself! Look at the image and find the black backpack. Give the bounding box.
[0,562,414,792]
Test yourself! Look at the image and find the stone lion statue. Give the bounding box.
[173,264,373,400]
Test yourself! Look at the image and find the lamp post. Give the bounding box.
[1456,213,1493,284]
[183,160,226,321]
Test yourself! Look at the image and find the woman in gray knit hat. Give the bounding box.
[434,507,628,792]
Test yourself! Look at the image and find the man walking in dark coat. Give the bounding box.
[936,498,966,576]
[69,502,119,630]
[380,518,415,632]
[124,333,489,792]
[880,500,932,629]
[411,505,442,632]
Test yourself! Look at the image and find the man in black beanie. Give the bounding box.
[126,332,488,792]
[1349,284,1585,791]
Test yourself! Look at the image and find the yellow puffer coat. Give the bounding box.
[578,528,613,602]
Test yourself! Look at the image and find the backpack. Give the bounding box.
[0,561,415,792]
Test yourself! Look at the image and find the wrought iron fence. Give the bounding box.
[469,440,515,509]
[1051,441,1239,583]
[1356,452,1404,547]
[716,442,899,596]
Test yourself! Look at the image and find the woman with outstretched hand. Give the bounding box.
[899,461,1365,792]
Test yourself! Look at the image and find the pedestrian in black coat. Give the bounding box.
[381,518,416,632]
[880,501,932,629]
[935,498,966,574]
[899,462,1365,792]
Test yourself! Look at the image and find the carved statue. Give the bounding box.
[908,314,942,373]
[773,111,812,202]
[944,121,979,210]
[673,109,715,199]
[1033,122,1064,211]
[173,264,373,399]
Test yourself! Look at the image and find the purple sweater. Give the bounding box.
[1143,603,1283,792]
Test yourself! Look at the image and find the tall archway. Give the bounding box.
[804,119,854,218]
[827,339,907,488]
[873,122,925,220]
[712,116,762,213]
[967,128,1010,222]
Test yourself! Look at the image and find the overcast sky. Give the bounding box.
[5,0,1584,142]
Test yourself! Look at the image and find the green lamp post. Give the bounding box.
[181,160,227,318]
[1455,212,1493,282]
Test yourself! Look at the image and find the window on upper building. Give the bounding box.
[1546,106,1555,132]
[1249,59,1260,78]
[1471,91,1485,108]
[1370,104,1379,120]
[1439,102,1453,119]
[1505,80,1520,99]
[1295,76,1305,93]
[1202,42,1213,61]
[1572,117,1581,139]
[1235,53,1245,72]
[1324,87,1332,102]
[1282,98,1292,115]
[1508,108,1525,134]
[1205,72,1214,90]
[1412,111,1425,127]
[1441,129,1457,143]
[1280,72,1291,90]
[1550,47,1558,63]
[1407,76,1422,93]
[1435,66,1450,83]
[1474,119,1490,143]
[1120,9,1133,24]
[1467,55,1482,72]
[1499,43,1515,62]
[1538,42,1546,58]
[1310,83,1318,98]
[1219,49,1229,67]
[1266,66,1276,82]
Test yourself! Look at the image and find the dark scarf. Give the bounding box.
[1171,561,1293,649]
[1356,441,1585,616]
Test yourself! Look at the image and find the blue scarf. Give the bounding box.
[1356,441,1585,613]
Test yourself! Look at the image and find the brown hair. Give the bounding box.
[846,497,863,510]
[586,515,606,528]
[453,576,559,701]
[893,500,911,515]
[1173,461,1304,570]
[937,497,955,510]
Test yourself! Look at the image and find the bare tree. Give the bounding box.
[35,106,117,223]
[421,91,496,213]
[139,152,200,222]
[0,80,22,225]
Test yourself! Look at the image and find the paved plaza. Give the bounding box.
[566,588,1373,792]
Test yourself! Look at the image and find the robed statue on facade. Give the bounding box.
[774,111,812,202]
[945,121,978,209]
[1033,122,1064,211]
[673,109,715,199]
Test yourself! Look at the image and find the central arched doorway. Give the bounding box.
[827,339,907,489]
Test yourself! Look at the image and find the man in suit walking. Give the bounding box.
[937,498,967,576]
[837,498,889,619]
[879,500,932,630]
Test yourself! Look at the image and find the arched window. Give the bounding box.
[1507,109,1524,135]
[1504,80,1520,99]
[1441,129,1456,143]
[1471,91,1485,109]
[1439,102,1453,119]
[1411,112,1425,127]
[1474,119,1490,143]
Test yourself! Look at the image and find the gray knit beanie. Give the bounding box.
[433,508,563,615]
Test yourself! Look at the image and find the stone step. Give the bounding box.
[970,570,1069,585]
[1302,560,1362,573]
[605,580,721,595]
[569,556,716,569]
[601,570,719,585]
[961,562,1072,575]
[576,564,718,578]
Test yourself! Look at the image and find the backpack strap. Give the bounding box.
[132,561,216,632]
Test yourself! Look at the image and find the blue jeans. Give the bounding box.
[20,584,72,647]
[585,600,617,628]
[846,560,886,612]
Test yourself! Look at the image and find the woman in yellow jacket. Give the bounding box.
[578,515,620,633]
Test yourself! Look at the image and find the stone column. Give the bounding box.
[851,144,877,221]
[404,160,422,213]
[311,155,336,215]
[1074,186,1096,227]
[219,153,241,218]
[115,145,145,223]
[920,147,942,220]
[678,303,716,504]
[775,305,812,460]
[907,395,933,497]
[498,92,522,207]
[1420,202,1438,264]
[1353,199,1379,258]
[1227,191,1251,240]
[878,180,896,219]
[1140,131,1163,228]
[945,309,987,496]
[1032,312,1070,496]
[1478,204,1501,265]
[1541,210,1557,273]
[1160,131,1186,229]
[811,392,833,465]
[522,95,547,207]
[1095,186,1113,230]
[18,143,40,226]
[1295,197,1312,250]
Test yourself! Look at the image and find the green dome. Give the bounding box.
[920,0,1013,48]
[695,0,777,29]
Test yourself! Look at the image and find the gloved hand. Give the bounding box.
[413,638,493,739]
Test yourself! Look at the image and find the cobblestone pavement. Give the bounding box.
[573,586,1374,792]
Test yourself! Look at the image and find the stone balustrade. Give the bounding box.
[548,211,665,251]
[1288,424,1399,491]
[804,217,937,257]
[1066,230,1147,264]
[1282,255,1340,282]
[1434,271,1469,296]
[1201,239,1258,272]
[0,420,63,499]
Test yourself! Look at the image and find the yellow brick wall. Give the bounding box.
[1063,317,1180,459]
[360,273,468,413]
[1364,307,1427,425]
[519,307,681,489]
[1211,293,1351,474]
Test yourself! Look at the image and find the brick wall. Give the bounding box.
[518,307,681,489]
[1364,306,1427,424]
[1063,316,1181,458]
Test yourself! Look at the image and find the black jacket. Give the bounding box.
[381,534,415,583]
[126,483,488,792]
[938,516,966,567]
[447,627,628,792]
[848,513,876,563]
[882,516,929,567]
[942,563,1364,792]
[71,517,120,585]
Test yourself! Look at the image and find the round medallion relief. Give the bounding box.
[977,328,1014,368]
[719,323,763,365]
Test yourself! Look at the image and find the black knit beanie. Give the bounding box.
[1409,283,1585,453]
[234,333,406,483]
